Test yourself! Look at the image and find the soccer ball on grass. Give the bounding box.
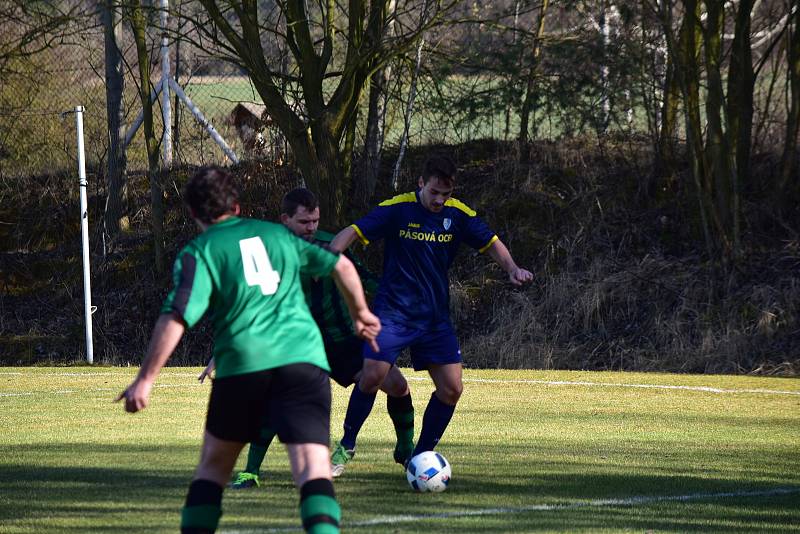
[406,451,451,492]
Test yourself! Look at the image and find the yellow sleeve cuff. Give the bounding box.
[478,235,499,253]
[351,224,369,245]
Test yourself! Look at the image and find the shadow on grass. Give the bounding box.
[1,441,798,533]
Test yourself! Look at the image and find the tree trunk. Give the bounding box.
[343,108,358,189]
[780,4,800,191]
[102,0,127,241]
[725,0,754,258]
[361,68,390,206]
[131,2,164,272]
[656,50,680,178]
[393,35,425,191]
[664,0,715,259]
[703,0,735,260]
[173,0,183,160]
[360,0,397,207]
[517,0,549,160]
[286,123,347,230]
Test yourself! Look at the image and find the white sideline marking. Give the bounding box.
[0,383,201,398]
[1,374,798,397]
[0,371,200,377]
[220,487,800,533]
[408,376,800,396]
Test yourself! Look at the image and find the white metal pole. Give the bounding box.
[160,0,172,167]
[75,106,94,364]
[169,77,240,164]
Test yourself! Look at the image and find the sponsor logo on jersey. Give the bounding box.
[407,222,421,228]
[398,229,453,243]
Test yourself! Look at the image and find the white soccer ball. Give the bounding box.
[406,451,451,492]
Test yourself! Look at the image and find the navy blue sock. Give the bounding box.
[340,383,377,450]
[413,392,455,456]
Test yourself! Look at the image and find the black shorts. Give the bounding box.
[205,363,331,445]
[325,336,364,388]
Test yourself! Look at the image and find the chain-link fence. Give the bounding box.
[0,8,268,179]
[0,3,529,184]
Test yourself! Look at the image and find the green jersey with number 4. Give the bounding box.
[161,216,339,378]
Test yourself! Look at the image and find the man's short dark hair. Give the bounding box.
[421,154,457,187]
[282,187,318,217]
[184,166,240,224]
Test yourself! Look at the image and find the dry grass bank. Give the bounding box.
[2,139,798,374]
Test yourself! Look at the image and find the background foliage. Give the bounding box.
[1,0,798,373]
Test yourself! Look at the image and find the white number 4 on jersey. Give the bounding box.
[239,237,281,295]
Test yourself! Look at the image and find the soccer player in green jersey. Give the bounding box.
[116,167,380,534]
[208,188,415,487]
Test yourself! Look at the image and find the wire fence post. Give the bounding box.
[75,105,94,364]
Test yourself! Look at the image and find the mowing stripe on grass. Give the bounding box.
[0,371,201,377]
[2,373,798,397]
[0,382,203,397]
[408,376,800,396]
[220,487,800,533]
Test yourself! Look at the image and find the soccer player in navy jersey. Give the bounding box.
[327,154,533,476]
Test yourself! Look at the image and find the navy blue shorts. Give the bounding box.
[363,320,461,370]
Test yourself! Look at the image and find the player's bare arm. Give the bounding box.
[329,226,358,253]
[486,239,534,286]
[115,313,186,413]
[330,254,381,351]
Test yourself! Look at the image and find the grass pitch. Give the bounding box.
[0,368,798,533]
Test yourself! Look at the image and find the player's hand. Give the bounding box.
[198,359,215,383]
[114,378,153,413]
[509,267,533,286]
[354,309,381,353]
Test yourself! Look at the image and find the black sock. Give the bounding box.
[299,478,340,533]
[387,393,415,462]
[181,479,223,534]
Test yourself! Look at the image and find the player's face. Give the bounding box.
[282,205,320,240]
[418,176,454,213]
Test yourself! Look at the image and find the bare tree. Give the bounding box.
[180,0,454,227]
[517,0,549,159]
[102,0,128,242]
[359,0,398,207]
[129,1,164,272]
[0,1,83,73]
[780,3,800,191]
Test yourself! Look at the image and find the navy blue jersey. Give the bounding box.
[351,190,497,327]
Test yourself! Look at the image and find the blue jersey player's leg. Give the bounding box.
[409,322,463,456]
[413,363,461,455]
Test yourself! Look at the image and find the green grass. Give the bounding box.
[184,77,264,115]
[1,368,798,533]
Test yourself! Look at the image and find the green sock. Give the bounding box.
[300,479,340,534]
[181,479,223,533]
[387,393,415,460]
[245,427,276,474]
